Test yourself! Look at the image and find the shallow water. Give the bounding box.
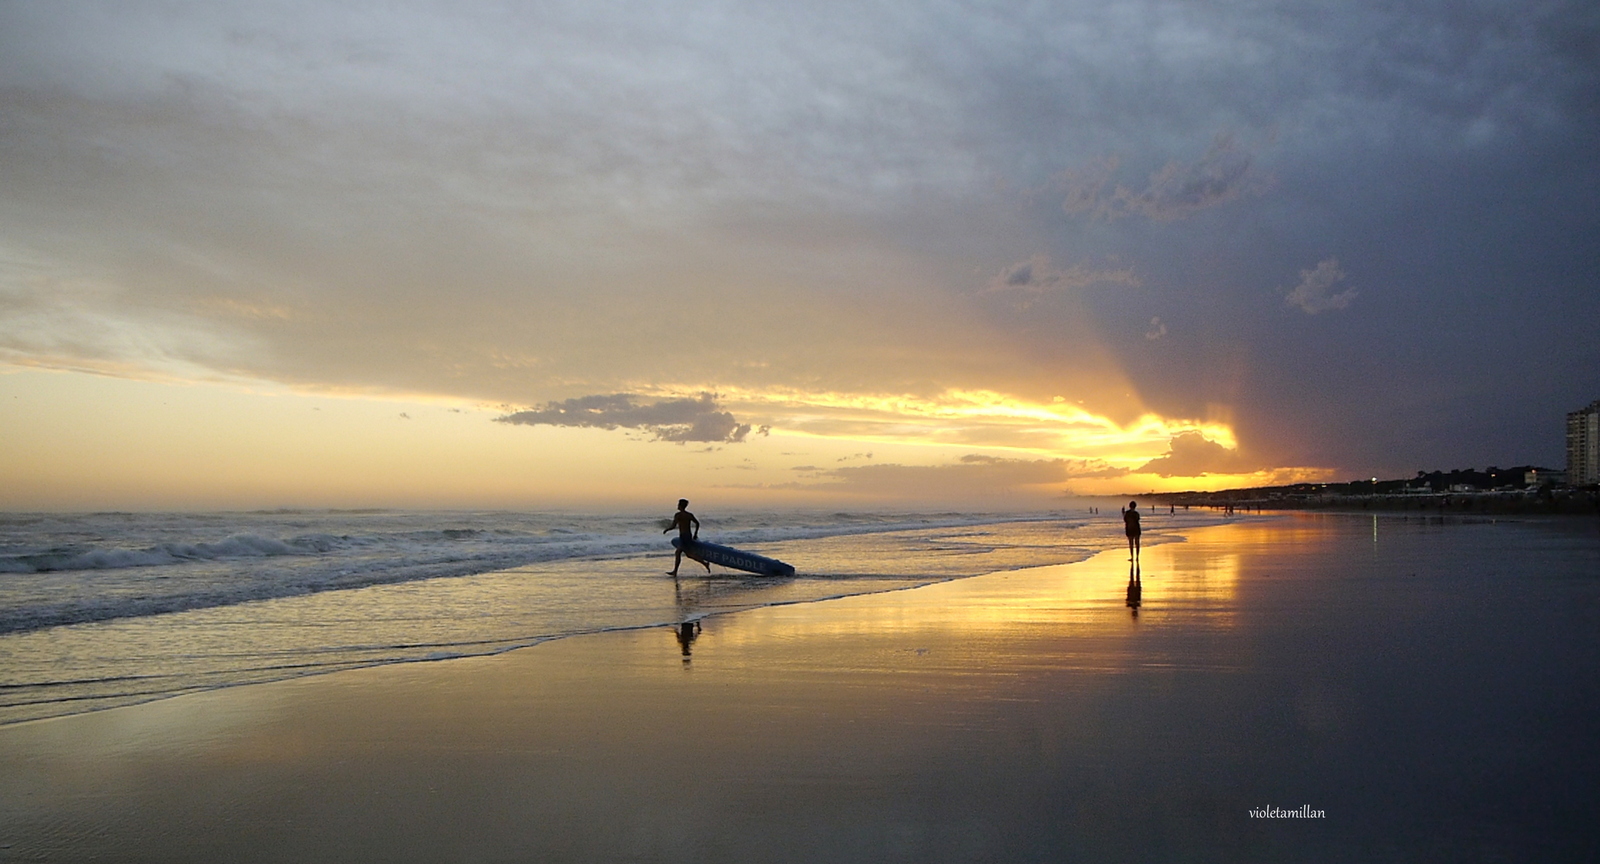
[0,505,1218,724]
[3,513,1596,862]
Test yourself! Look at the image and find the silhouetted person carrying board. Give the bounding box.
[1122,500,1142,560]
[665,498,707,577]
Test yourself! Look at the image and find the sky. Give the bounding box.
[2,0,1597,511]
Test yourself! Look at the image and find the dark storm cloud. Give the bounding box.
[496,394,752,443]
[0,0,1595,481]
[1136,432,1258,478]
[984,1,1600,474]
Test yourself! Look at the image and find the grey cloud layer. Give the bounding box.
[778,455,1132,501]
[982,255,1140,298]
[781,438,1256,500]
[496,394,759,443]
[1,0,1596,476]
[1050,135,1269,222]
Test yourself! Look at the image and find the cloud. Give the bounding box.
[980,255,1140,298]
[495,393,752,443]
[810,455,1067,498]
[1285,258,1357,314]
[1144,317,1167,340]
[1060,458,1133,480]
[2,0,1594,500]
[771,454,1129,500]
[1135,432,1258,477]
[1053,133,1268,222]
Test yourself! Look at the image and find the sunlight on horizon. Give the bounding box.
[1,367,1332,511]
[712,384,1239,457]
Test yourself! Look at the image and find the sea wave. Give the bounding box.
[0,513,1058,575]
[0,510,1083,634]
[3,533,313,573]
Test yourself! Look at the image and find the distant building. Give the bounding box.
[1568,401,1600,486]
[1525,468,1566,487]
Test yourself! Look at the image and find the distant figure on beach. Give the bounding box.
[664,499,706,577]
[1122,501,1142,559]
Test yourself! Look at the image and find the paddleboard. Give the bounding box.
[671,537,796,577]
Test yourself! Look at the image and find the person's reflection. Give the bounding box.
[674,619,702,663]
[1125,560,1142,618]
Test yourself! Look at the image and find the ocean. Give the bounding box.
[0,503,1217,725]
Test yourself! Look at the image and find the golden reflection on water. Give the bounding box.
[4,522,1288,760]
[1156,543,1242,621]
[4,510,1583,862]
[690,521,1265,683]
[1205,516,1347,550]
[0,517,1371,861]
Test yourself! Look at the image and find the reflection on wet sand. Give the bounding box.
[3,515,1595,861]
[664,525,1254,670]
[1150,539,1244,628]
[695,532,1248,677]
[674,620,701,662]
[669,566,803,617]
[1125,561,1142,618]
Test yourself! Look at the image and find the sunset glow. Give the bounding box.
[1,1,1590,511]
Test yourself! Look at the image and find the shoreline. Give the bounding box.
[0,512,1209,729]
[3,513,1596,861]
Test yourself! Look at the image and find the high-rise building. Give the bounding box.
[1568,400,1600,487]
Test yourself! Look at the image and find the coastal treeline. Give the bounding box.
[1150,465,1599,515]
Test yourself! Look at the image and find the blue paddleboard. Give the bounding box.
[671,537,796,577]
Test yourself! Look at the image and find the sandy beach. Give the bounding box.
[3,513,1598,862]
[7,5,1597,862]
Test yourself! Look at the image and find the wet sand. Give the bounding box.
[3,515,1598,862]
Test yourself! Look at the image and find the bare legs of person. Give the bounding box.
[668,547,711,577]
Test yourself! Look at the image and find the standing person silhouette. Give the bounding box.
[664,498,706,577]
[1122,500,1142,560]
